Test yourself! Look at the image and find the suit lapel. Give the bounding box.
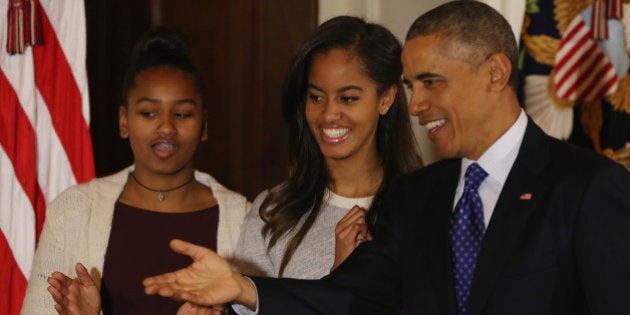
[422,160,460,315]
[466,122,552,315]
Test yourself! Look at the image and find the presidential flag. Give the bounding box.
[519,0,630,153]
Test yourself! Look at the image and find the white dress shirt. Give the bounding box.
[454,109,528,227]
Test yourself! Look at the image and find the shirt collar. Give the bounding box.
[461,109,527,186]
[324,188,374,209]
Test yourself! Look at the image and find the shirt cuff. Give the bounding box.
[230,276,259,315]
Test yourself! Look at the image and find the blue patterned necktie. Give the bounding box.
[450,163,488,315]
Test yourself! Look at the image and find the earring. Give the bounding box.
[380,107,390,115]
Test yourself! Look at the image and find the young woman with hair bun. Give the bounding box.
[21,27,248,315]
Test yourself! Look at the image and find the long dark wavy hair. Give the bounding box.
[260,16,422,276]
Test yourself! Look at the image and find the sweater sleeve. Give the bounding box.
[232,191,277,277]
[21,187,93,315]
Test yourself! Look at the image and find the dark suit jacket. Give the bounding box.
[251,121,630,315]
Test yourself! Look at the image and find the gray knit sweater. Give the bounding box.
[233,189,372,279]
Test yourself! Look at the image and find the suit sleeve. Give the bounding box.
[576,163,630,313]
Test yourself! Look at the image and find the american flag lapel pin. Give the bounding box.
[520,193,532,200]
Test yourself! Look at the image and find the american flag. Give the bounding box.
[0,0,95,313]
[553,14,618,102]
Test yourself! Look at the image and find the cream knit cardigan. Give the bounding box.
[21,166,249,315]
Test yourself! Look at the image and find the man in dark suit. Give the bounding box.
[142,1,630,314]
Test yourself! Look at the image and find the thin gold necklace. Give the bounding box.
[131,172,195,201]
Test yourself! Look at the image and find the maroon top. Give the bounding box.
[101,201,218,314]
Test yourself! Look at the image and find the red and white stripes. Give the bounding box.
[591,0,624,39]
[553,15,619,102]
[0,0,94,313]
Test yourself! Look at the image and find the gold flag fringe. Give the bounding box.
[522,15,559,67]
[581,99,604,152]
[554,0,591,35]
[6,0,43,54]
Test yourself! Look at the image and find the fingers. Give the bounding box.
[144,277,173,295]
[332,206,371,272]
[47,270,74,306]
[338,222,367,242]
[47,275,62,291]
[46,265,102,315]
[209,304,226,314]
[336,206,370,246]
[47,280,65,305]
[47,271,75,309]
[336,207,367,234]
[146,239,221,293]
[153,288,200,306]
[336,206,367,229]
[54,302,66,315]
[47,274,75,314]
[155,286,177,298]
[178,302,225,315]
[170,239,213,261]
[147,239,242,307]
[143,269,178,289]
[144,284,159,295]
[353,226,369,246]
[149,285,184,300]
[50,271,73,287]
[355,232,367,243]
[75,263,95,286]
[144,276,195,301]
[177,302,204,315]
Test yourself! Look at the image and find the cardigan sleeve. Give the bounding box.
[21,186,95,315]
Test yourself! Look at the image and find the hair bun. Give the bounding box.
[121,26,205,106]
[134,27,191,61]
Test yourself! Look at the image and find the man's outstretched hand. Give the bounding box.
[143,239,258,311]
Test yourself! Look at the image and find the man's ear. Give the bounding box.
[119,106,129,139]
[486,53,511,91]
[379,84,397,115]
